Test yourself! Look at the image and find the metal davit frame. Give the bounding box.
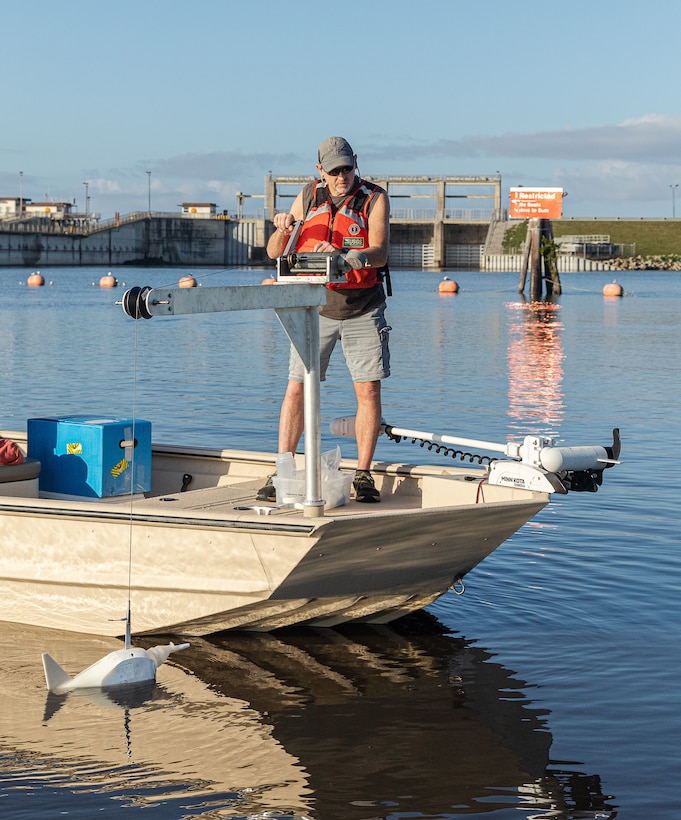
[120,250,349,518]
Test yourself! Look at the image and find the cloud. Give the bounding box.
[149,150,302,180]
[81,150,306,213]
[557,158,681,205]
[368,114,681,164]
[34,116,681,217]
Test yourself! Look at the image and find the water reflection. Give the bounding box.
[506,298,565,436]
[0,616,616,818]
[3,624,310,818]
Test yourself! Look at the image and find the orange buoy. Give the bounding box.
[99,274,118,288]
[438,279,459,294]
[27,272,45,287]
[179,275,197,288]
[261,277,277,285]
[603,281,623,297]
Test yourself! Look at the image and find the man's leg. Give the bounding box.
[256,379,305,501]
[278,315,339,454]
[278,379,305,454]
[353,380,382,502]
[354,380,382,470]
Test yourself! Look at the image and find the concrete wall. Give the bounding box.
[390,221,488,268]
[1,214,488,269]
[483,254,616,272]
[390,222,488,246]
[0,216,267,268]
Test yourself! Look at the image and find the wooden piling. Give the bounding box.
[518,230,530,293]
[541,220,561,296]
[518,218,562,300]
[528,219,542,300]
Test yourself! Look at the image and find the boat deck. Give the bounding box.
[0,432,544,526]
[137,473,425,519]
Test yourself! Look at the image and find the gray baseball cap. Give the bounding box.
[318,136,355,171]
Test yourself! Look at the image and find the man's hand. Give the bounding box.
[342,249,369,269]
[273,213,295,234]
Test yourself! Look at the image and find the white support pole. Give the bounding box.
[302,307,324,517]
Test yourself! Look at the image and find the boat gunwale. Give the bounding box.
[0,499,319,533]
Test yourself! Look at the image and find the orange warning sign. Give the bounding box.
[509,187,564,219]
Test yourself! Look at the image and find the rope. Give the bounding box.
[153,266,251,292]
[124,320,140,649]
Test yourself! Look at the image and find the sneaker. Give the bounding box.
[353,470,380,503]
[256,474,276,502]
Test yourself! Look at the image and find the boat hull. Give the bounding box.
[0,438,548,636]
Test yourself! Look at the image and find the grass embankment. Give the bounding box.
[503,220,681,256]
[502,220,681,269]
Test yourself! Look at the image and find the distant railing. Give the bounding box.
[235,210,267,220]
[390,208,494,221]
[0,218,93,234]
[555,234,611,244]
[552,239,636,259]
[0,210,224,236]
[1,207,497,236]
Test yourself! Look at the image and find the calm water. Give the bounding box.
[0,266,679,819]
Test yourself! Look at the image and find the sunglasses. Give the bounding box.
[326,165,354,176]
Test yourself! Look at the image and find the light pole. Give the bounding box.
[19,171,23,217]
[83,181,89,218]
[146,170,151,215]
[496,170,502,219]
[670,184,679,218]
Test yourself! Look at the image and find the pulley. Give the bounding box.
[121,286,153,320]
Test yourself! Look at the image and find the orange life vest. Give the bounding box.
[297,179,384,289]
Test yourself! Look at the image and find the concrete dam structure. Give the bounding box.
[0,212,264,269]
[0,175,501,270]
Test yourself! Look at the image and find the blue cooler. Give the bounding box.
[27,416,152,498]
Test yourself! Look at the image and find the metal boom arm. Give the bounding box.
[120,280,330,516]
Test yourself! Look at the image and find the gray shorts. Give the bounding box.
[288,303,391,383]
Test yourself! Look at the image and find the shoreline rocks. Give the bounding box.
[609,255,681,271]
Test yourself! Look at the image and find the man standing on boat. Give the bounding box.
[258,136,391,503]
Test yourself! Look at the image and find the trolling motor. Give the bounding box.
[330,416,621,495]
[484,429,621,493]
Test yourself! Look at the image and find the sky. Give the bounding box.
[3,0,681,220]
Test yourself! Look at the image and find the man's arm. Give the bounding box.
[309,189,390,268]
[266,191,305,259]
[364,191,390,268]
[267,186,390,266]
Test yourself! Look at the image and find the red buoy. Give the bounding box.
[179,275,197,288]
[438,279,459,294]
[27,272,45,287]
[99,274,118,288]
[261,277,277,285]
[603,281,623,297]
